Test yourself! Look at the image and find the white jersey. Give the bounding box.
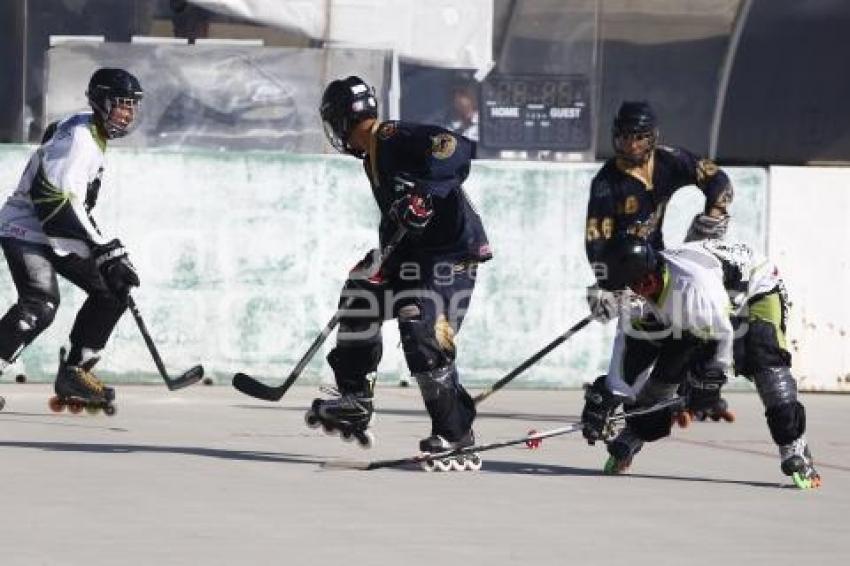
[0,112,110,257]
[606,244,735,399]
[686,239,782,313]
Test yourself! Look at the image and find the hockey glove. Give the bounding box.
[390,193,434,234]
[93,239,140,301]
[347,249,389,292]
[685,361,734,422]
[581,376,621,445]
[586,284,618,323]
[684,213,730,242]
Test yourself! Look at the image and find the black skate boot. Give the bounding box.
[779,436,821,489]
[50,348,116,416]
[604,426,644,475]
[305,384,375,448]
[418,429,481,472]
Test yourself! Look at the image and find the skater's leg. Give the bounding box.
[307,285,384,444]
[0,239,60,363]
[53,252,126,366]
[742,292,818,487]
[401,262,477,445]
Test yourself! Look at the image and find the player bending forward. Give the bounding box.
[0,68,143,414]
[305,76,492,470]
[581,235,820,488]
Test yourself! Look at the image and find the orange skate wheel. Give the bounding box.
[67,400,83,414]
[48,396,65,412]
[674,411,692,429]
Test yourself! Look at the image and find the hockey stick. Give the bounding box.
[232,227,407,401]
[127,296,204,391]
[325,396,685,471]
[473,315,593,405]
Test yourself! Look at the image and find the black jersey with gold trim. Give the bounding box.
[363,120,491,265]
[585,145,733,267]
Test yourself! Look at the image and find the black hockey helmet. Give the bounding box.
[320,76,378,157]
[86,68,144,139]
[612,100,658,165]
[597,233,659,292]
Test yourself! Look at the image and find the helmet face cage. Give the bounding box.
[320,76,378,157]
[612,102,658,165]
[87,69,144,139]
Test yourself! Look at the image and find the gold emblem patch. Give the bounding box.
[430,133,457,159]
[434,315,456,354]
[377,122,397,140]
[624,195,639,215]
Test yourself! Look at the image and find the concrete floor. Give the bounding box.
[0,384,847,566]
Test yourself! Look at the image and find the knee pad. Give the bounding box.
[17,298,57,334]
[753,367,797,408]
[0,298,57,358]
[765,401,806,445]
[398,306,452,373]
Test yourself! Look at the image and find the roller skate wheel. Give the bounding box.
[603,455,631,475]
[67,400,84,414]
[721,411,736,423]
[449,458,465,471]
[356,430,374,449]
[304,411,321,429]
[85,404,99,415]
[465,454,483,471]
[104,404,117,417]
[321,422,338,436]
[340,430,355,442]
[674,411,692,428]
[434,459,453,472]
[48,396,65,412]
[421,459,438,472]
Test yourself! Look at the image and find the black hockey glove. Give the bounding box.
[586,284,619,323]
[581,375,621,445]
[346,249,388,292]
[93,239,140,301]
[685,361,733,422]
[389,192,434,234]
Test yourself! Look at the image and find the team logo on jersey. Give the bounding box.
[620,195,639,215]
[377,122,398,140]
[430,133,457,159]
[696,159,719,184]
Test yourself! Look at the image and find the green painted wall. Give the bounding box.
[0,146,767,387]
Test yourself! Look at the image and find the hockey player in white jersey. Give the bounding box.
[0,68,143,414]
[581,234,820,488]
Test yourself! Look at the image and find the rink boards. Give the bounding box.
[0,145,844,390]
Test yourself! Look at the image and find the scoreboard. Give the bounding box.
[479,74,592,152]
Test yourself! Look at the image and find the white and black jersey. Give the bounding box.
[0,112,110,257]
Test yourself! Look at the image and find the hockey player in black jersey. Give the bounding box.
[307,76,492,467]
[0,68,143,414]
[584,101,735,421]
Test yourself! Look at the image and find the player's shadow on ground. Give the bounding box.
[0,440,324,466]
[469,459,781,489]
[237,404,579,423]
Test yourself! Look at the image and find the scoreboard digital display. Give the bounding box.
[479,74,592,152]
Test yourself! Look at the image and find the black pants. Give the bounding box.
[0,238,126,362]
[328,259,478,441]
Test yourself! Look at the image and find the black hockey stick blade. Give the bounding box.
[323,396,685,471]
[232,372,290,401]
[164,364,205,391]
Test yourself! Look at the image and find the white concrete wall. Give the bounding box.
[0,146,774,388]
[768,166,850,391]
